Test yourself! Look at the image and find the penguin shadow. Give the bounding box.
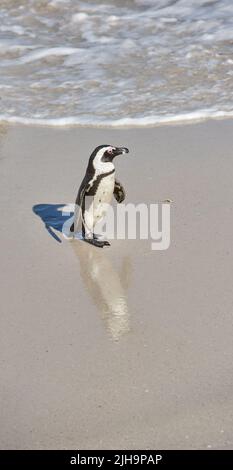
[72,241,132,341]
[33,203,73,243]
[33,203,131,341]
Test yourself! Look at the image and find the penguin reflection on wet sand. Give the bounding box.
[72,241,131,341]
[70,145,129,247]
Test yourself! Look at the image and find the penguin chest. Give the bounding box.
[93,173,115,219]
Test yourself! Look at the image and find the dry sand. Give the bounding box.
[1,120,233,449]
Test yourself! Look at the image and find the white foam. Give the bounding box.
[71,13,88,23]
[1,108,233,128]
[0,25,25,35]
[19,47,80,64]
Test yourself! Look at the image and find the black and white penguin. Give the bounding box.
[70,145,129,248]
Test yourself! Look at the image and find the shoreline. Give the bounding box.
[1,119,233,449]
[1,109,233,130]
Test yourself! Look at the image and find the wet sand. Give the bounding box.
[1,120,233,449]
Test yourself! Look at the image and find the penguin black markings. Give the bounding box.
[70,145,129,248]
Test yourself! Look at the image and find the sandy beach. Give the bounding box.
[1,119,233,449]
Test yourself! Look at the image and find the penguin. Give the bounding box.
[70,145,129,248]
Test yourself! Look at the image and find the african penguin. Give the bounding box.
[70,145,129,248]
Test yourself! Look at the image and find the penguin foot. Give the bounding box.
[93,233,102,240]
[93,234,110,246]
[102,240,111,246]
[84,238,110,248]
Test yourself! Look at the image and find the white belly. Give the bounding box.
[84,173,115,234]
[95,173,115,204]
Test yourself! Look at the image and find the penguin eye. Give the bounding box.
[107,147,116,155]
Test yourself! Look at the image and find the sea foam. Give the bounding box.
[1,108,233,128]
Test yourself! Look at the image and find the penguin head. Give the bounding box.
[102,145,129,162]
[87,145,129,174]
[91,145,129,164]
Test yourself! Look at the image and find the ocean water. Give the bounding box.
[0,0,233,126]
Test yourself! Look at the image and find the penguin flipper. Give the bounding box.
[71,179,90,233]
[114,179,126,203]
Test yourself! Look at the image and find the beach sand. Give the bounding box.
[1,119,233,449]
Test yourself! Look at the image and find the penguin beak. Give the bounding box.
[114,147,129,156]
